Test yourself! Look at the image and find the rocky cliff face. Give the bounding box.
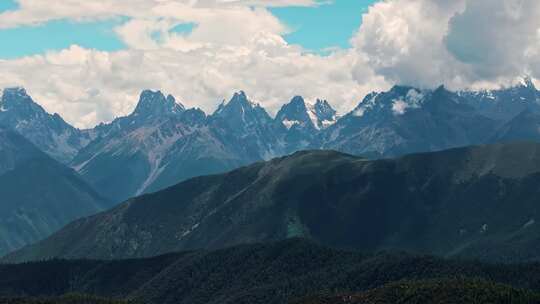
[0,88,92,163]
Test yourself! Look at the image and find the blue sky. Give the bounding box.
[0,0,17,11]
[0,19,126,58]
[271,0,376,51]
[0,0,376,59]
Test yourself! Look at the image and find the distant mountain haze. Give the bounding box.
[0,127,109,256]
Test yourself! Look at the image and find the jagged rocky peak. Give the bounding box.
[1,87,46,115]
[132,89,185,117]
[388,84,414,94]
[360,85,413,107]
[0,87,74,132]
[385,85,429,102]
[213,91,269,121]
[277,96,338,130]
[279,96,309,115]
[217,91,258,112]
[290,95,307,106]
[0,87,87,164]
[276,96,312,129]
[434,84,452,94]
[1,87,28,100]
[313,99,337,122]
[230,90,249,103]
[181,107,207,125]
[349,86,430,118]
[520,76,537,90]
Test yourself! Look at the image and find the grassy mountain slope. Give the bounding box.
[8,142,540,262]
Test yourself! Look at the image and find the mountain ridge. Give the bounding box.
[3,82,540,202]
[0,88,93,163]
[8,141,540,263]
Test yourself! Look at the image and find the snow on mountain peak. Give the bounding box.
[133,90,185,117]
[391,100,408,115]
[0,87,49,116]
[520,76,537,90]
[305,103,320,130]
[0,87,90,163]
[230,91,258,108]
[0,90,6,112]
[352,92,379,117]
[391,89,426,115]
[277,96,337,130]
[313,99,338,128]
[276,96,311,129]
[2,87,27,97]
[2,87,31,104]
[214,91,262,118]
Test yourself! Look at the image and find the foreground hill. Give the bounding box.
[2,240,540,304]
[7,142,540,263]
[293,279,540,304]
[0,128,109,256]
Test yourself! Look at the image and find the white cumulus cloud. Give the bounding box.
[352,0,540,90]
[0,0,388,128]
[1,0,539,128]
[0,41,383,128]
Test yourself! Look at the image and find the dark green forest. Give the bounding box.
[2,239,540,303]
[0,294,127,304]
[292,279,540,304]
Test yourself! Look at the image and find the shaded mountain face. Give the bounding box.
[322,82,540,157]
[313,99,338,126]
[132,90,184,119]
[10,142,540,262]
[321,86,501,157]
[275,96,338,151]
[489,108,540,143]
[2,240,540,304]
[276,96,337,131]
[0,128,108,256]
[208,91,286,161]
[69,91,348,203]
[71,90,265,203]
[458,78,540,122]
[0,126,44,175]
[0,88,91,163]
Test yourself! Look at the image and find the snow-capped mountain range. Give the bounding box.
[1,79,540,202]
